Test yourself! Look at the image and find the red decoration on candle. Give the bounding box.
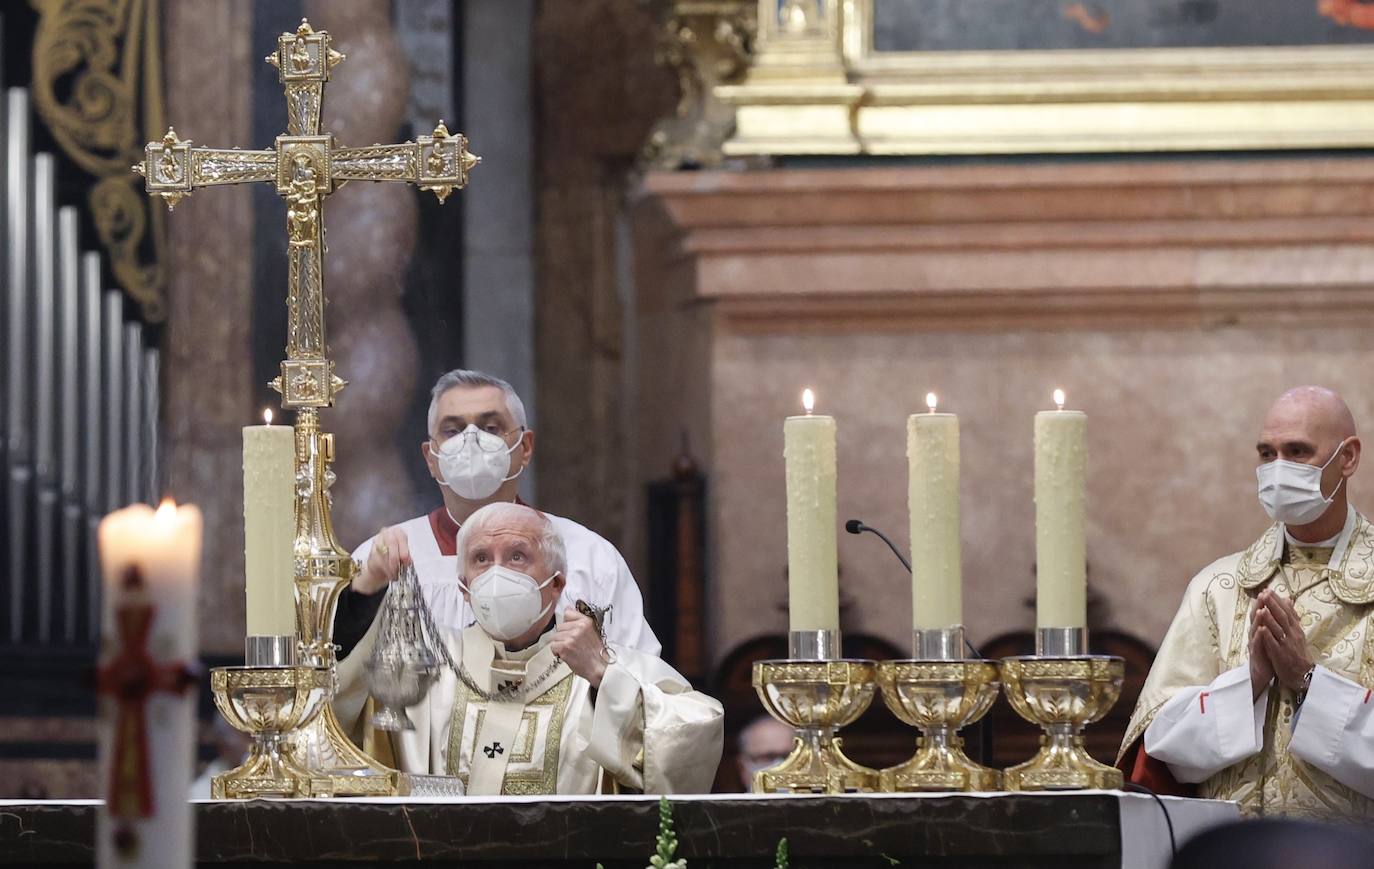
[96,568,198,819]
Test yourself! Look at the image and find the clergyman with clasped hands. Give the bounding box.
[1119,386,1374,819]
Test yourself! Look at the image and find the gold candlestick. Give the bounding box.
[1001,630,1124,791]
[877,648,1001,792]
[750,630,879,794]
[209,665,330,799]
[136,18,478,798]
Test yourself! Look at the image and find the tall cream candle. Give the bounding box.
[1034,389,1087,629]
[784,389,840,632]
[96,500,201,869]
[243,410,297,637]
[909,393,961,629]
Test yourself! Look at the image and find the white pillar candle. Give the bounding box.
[1034,389,1087,629]
[243,410,296,637]
[784,388,840,632]
[909,393,961,629]
[96,500,202,869]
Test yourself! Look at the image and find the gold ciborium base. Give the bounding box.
[879,730,1001,792]
[1003,730,1123,791]
[752,658,879,794]
[212,736,316,799]
[1000,655,1125,792]
[755,731,878,794]
[209,665,331,800]
[876,659,1002,792]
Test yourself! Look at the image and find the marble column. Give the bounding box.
[463,0,537,499]
[303,0,420,548]
[532,0,675,551]
[162,0,255,654]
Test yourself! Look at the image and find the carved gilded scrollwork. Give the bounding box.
[32,0,169,321]
[639,0,756,169]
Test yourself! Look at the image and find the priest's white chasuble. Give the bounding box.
[335,622,723,795]
[1120,507,1374,819]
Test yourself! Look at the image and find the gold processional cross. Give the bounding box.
[134,19,479,797]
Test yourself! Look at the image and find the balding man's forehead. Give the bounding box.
[1265,386,1357,440]
[469,525,539,545]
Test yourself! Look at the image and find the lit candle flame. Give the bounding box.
[1053,388,1066,411]
[154,497,177,524]
[801,388,815,415]
[263,408,273,425]
[926,392,938,413]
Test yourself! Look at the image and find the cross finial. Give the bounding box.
[135,18,477,406]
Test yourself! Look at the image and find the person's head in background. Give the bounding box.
[736,714,795,791]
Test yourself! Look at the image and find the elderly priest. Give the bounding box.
[1119,386,1374,819]
[334,502,724,794]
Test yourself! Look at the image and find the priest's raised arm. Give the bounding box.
[333,502,723,795]
[1119,386,1374,820]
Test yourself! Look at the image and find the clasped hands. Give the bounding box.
[1249,589,1314,701]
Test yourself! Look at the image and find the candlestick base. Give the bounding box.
[788,628,841,660]
[912,626,966,661]
[876,659,1001,792]
[999,655,1125,791]
[751,659,878,793]
[1035,626,1088,657]
[209,665,330,799]
[246,635,296,667]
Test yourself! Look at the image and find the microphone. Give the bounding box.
[844,518,983,660]
[845,519,911,572]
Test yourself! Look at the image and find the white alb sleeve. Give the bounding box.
[605,547,662,657]
[1143,663,1268,783]
[1289,665,1374,798]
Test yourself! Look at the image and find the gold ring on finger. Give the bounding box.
[377,541,390,556]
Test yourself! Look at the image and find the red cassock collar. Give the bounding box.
[426,497,533,557]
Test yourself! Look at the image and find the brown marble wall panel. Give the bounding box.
[707,326,1374,657]
[633,159,1374,665]
[161,0,256,655]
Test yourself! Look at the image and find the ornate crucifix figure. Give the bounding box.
[134,19,479,798]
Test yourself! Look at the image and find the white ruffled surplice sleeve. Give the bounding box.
[1143,663,1269,783]
[1289,665,1374,798]
[583,647,723,794]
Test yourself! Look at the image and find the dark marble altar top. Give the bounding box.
[1,792,1173,868]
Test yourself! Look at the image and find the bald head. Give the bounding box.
[1256,386,1361,530]
[455,502,568,582]
[1265,386,1356,444]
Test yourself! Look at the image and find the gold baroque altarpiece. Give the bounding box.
[649,0,1374,158]
[32,0,168,321]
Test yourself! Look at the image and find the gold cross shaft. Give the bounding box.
[133,18,479,411]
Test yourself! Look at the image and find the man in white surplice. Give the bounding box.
[334,502,723,795]
[1119,386,1374,819]
[333,369,658,656]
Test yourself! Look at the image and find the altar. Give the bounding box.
[2,792,1238,868]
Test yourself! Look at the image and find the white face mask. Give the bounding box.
[430,425,524,500]
[1256,437,1351,526]
[459,564,557,642]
